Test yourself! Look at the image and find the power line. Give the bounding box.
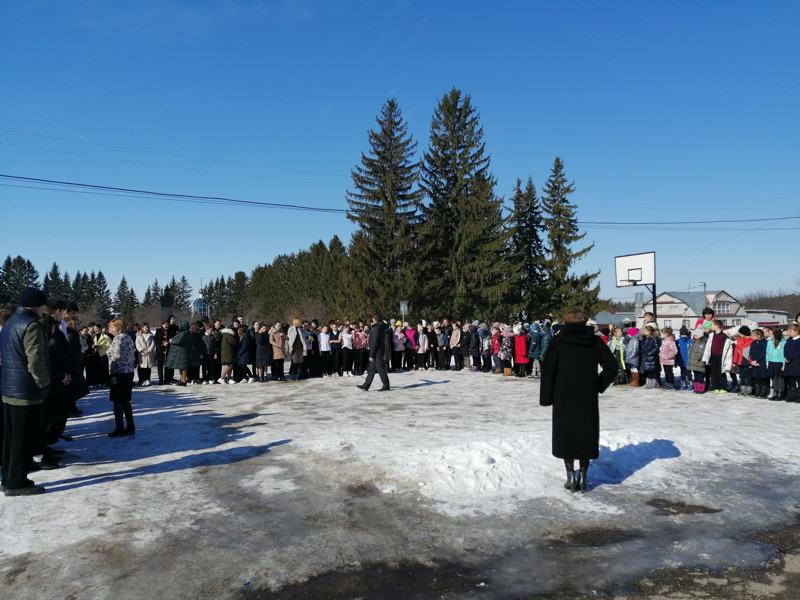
[4,173,800,230]
[0,128,350,178]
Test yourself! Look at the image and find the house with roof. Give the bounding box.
[593,307,637,330]
[640,290,747,330]
[743,309,788,329]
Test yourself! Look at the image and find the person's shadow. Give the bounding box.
[589,439,681,489]
[43,388,292,493]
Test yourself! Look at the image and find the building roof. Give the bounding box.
[594,311,636,326]
[659,290,725,315]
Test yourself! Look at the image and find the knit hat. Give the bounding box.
[627,327,639,337]
[679,326,690,336]
[18,286,47,308]
[513,324,524,335]
[693,327,705,339]
[472,320,480,327]
[738,326,751,336]
[600,327,610,336]
[478,322,488,330]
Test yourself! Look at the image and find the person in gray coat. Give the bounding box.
[165,321,192,386]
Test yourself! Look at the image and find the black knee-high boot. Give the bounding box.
[123,402,135,435]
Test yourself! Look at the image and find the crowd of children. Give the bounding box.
[607,310,800,402]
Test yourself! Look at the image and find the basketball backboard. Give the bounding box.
[614,252,655,287]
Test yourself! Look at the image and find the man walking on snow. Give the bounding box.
[357,315,390,392]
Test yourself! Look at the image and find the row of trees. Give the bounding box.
[238,90,601,322]
[0,257,194,323]
[2,89,605,324]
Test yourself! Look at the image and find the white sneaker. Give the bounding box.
[249,377,257,383]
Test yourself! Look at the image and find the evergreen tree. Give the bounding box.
[540,157,600,317]
[148,278,163,306]
[62,272,72,300]
[227,272,248,316]
[506,178,548,316]
[417,88,508,320]
[142,285,153,307]
[43,262,66,299]
[174,275,193,311]
[113,276,135,320]
[345,98,421,316]
[0,255,40,303]
[94,271,113,320]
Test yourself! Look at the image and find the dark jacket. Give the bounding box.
[202,333,218,358]
[783,337,800,377]
[0,307,51,403]
[165,321,193,371]
[43,329,74,421]
[190,332,204,368]
[749,339,768,379]
[640,335,660,373]
[64,327,89,402]
[369,321,387,360]
[539,323,618,460]
[255,332,272,367]
[468,326,480,357]
[154,327,170,362]
[238,333,254,366]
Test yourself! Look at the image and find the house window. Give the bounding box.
[664,319,672,328]
[682,319,690,328]
[733,319,741,326]
[720,319,726,326]
[713,301,731,313]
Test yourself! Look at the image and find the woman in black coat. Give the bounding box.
[540,308,618,493]
[255,325,273,382]
[236,327,256,383]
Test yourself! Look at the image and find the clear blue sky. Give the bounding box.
[2,1,798,308]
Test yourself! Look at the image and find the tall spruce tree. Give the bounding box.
[417,88,508,319]
[540,157,600,317]
[345,98,421,316]
[94,271,113,320]
[113,276,136,320]
[0,255,40,303]
[43,262,67,299]
[148,278,163,306]
[174,276,193,311]
[506,178,547,316]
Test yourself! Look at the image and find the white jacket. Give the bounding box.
[135,332,156,368]
[701,332,734,372]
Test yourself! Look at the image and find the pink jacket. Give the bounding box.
[659,335,678,366]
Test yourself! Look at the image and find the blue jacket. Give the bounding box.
[640,336,660,373]
[676,335,692,369]
[766,338,786,364]
[0,307,51,403]
[624,335,640,369]
[784,337,800,377]
[468,326,480,357]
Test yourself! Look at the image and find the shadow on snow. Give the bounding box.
[45,387,291,492]
[590,438,681,489]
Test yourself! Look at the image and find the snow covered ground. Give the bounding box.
[1,369,799,598]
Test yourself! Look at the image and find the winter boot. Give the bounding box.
[694,382,706,394]
[563,470,575,490]
[503,368,513,377]
[730,385,741,394]
[767,387,777,400]
[789,388,800,403]
[577,468,588,493]
[628,372,640,387]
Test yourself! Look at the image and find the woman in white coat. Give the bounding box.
[135,323,156,386]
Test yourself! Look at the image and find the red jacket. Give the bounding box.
[733,337,753,366]
[514,335,529,363]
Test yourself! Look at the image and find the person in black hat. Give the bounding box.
[0,287,51,496]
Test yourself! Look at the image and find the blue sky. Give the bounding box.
[1,1,798,308]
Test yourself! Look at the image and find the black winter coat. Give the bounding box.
[640,336,660,373]
[468,326,480,357]
[255,332,273,367]
[540,323,618,461]
[43,330,74,421]
[238,334,255,366]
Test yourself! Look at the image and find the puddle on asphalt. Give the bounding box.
[241,460,800,599]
